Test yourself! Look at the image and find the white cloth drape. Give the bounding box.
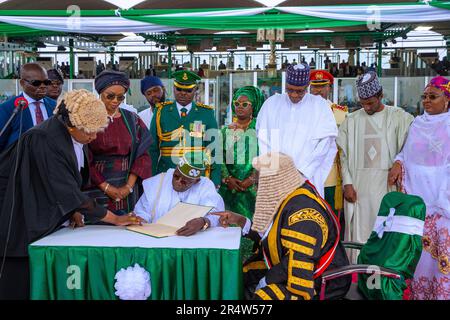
[31,225,241,249]
[0,5,448,34]
[279,5,450,23]
[0,16,183,34]
[149,8,269,18]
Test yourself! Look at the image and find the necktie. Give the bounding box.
[180,107,188,117]
[34,101,44,124]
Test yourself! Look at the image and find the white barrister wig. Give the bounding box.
[114,263,151,300]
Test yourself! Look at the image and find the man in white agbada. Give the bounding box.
[256,63,338,197]
[336,71,413,261]
[134,151,223,236]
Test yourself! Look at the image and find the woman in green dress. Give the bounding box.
[219,86,265,259]
[219,86,264,219]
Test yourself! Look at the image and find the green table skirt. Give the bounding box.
[29,246,243,300]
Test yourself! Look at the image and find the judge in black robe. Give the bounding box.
[213,152,351,300]
[0,89,144,300]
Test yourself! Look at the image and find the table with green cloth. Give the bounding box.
[29,225,243,300]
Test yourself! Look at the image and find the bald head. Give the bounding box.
[20,63,49,100]
[20,63,47,79]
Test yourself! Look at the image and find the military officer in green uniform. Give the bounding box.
[149,70,221,186]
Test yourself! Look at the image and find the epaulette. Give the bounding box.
[196,102,214,110]
[331,103,348,112]
[156,100,173,109]
[288,208,328,248]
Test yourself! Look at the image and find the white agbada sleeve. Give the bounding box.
[196,178,225,227]
[136,170,225,227]
[336,115,353,186]
[256,96,276,156]
[300,97,338,195]
[301,136,337,182]
[395,110,414,154]
[134,174,163,223]
[394,147,405,163]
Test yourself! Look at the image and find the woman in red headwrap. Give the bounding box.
[84,70,152,216]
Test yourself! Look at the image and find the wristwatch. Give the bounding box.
[126,183,134,193]
[201,217,210,231]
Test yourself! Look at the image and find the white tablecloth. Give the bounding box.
[30,225,241,250]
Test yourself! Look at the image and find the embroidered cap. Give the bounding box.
[356,71,382,99]
[177,151,210,179]
[286,63,310,86]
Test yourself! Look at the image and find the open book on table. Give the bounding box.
[126,202,214,238]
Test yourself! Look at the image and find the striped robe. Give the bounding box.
[243,183,351,300]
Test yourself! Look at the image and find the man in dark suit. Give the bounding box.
[0,63,56,153]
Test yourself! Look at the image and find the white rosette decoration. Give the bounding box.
[114,263,151,300]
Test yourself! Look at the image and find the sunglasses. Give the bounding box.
[175,87,194,93]
[421,94,444,101]
[104,93,126,102]
[24,79,52,87]
[233,101,252,108]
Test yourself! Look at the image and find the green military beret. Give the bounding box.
[177,151,210,179]
[173,70,201,89]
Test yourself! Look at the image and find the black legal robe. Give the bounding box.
[0,115,107,257]
[0,116,106,299]
[243,183,351,300]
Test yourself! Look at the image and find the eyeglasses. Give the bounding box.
[24,79,52,87]
[233,101,252,108]
[421,94,444,101]
[104,93,126,102]
[286,88,307,95]
[175,87,194,93]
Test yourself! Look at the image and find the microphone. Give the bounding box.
[0,96,29,139]
[13,97,28,111]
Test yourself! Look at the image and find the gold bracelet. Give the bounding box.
[104,183,110,194]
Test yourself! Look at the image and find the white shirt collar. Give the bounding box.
[176,102,193,115]
[71,137,85,172]
[22,92,44,105]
